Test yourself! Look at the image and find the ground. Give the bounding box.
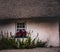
[0,48,60,52]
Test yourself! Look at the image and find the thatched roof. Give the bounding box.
[0,0,60,19]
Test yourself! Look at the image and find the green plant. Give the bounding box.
[36,39,47,47]
[19,38,26,49]
[18,33,32,49]
[0,31,48,49]
[0,38,18,49]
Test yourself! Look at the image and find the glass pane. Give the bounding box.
[23,26,25,28]
[17,25,20,28]
[20,25,23,28]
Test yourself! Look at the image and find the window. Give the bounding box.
[15,22,27,38]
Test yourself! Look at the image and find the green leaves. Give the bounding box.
[0,38,18,49]
[36,40,47,47]
[0,32,48,49]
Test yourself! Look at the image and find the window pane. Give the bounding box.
[23,26,25,28]
[20,25,23,28]
[17,25,19,28]
[17,23,25,28]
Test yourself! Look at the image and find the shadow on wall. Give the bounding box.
[27,17,58,22]
[0,19,15,25]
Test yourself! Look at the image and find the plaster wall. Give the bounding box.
[26,20,59,46]
[0,22,15,36]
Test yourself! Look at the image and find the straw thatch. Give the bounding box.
[0,0,60,19]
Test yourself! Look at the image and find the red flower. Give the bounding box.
[16,29,27,37]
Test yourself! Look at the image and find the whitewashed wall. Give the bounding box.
[0,20,59,46]
[0,22,15,36]
[26,20,59,46]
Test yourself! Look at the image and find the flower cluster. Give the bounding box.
[15,29,27,38]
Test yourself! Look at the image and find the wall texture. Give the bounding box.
[27,20,59,46]
[0,22,15,37]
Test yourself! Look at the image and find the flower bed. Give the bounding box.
[0,33,47,50]
[0,31,59,50]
